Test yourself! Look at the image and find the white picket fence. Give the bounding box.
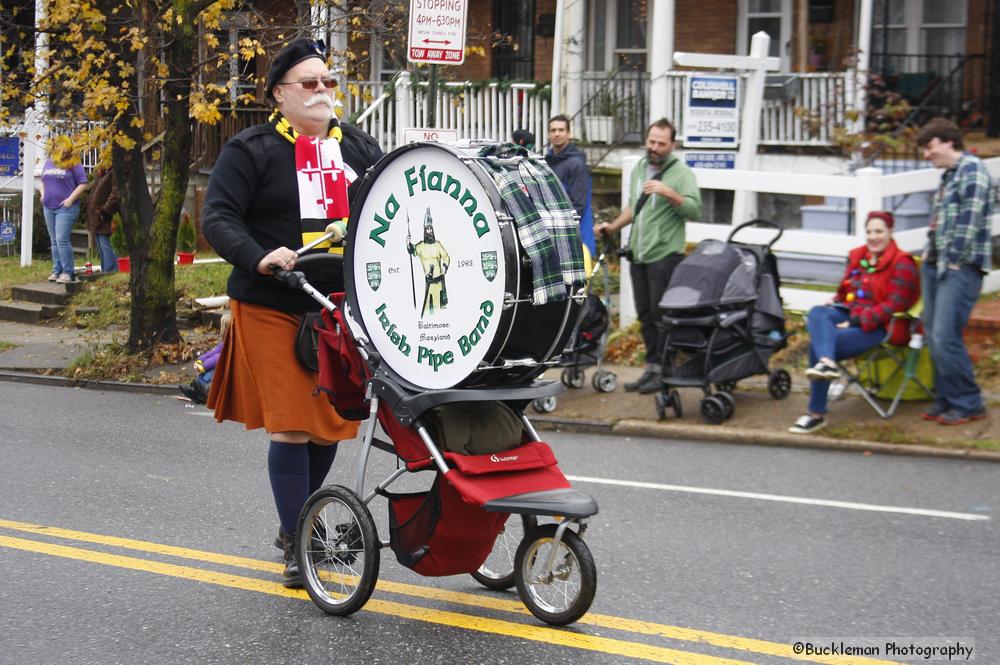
[616,155,1000,324]
[353,74,551,154]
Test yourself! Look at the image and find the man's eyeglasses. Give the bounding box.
[278,76,338,90]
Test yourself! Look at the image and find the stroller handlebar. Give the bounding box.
[726,218,783,249]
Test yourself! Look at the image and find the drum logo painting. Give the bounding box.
[353,146,508,389]
[481,251,498,282]
[366,262,381,291]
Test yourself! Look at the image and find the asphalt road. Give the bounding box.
[1,382,997,665]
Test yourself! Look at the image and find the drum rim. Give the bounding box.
[345,141,522,390]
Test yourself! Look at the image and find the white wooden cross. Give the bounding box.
[673,31,780,224]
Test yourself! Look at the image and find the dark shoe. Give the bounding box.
[636,371,663,395]
[937,407,987,426]
[280,533,302,588]
[920,403,948,421]
[178,380,208,404]
[804,362,841,381]
[624,369,657,393]
[788,414,826,434]
[274,525,285,550]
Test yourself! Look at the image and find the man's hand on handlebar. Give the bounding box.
[258,247,297,275]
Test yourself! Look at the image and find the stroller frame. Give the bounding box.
[654,220,793,424]
[279,264,599,626]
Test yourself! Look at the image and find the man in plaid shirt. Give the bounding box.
[917,118,993,425]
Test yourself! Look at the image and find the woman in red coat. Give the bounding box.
[789,211,920,433]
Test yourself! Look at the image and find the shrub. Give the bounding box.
[176,212,197,253]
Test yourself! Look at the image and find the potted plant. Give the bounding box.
[110,213,129,273]
[176,212,197,264]
[583,89,617,144]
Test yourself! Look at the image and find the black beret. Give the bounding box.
[264,38,327,102]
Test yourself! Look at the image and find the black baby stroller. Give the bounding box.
[654,219,792,424]
[532,241,618,413]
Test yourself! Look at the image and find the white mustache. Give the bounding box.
[304,95,336,110]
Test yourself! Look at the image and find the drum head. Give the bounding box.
[346,143,508,390]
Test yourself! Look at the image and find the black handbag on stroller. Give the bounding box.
[653,220,793,423]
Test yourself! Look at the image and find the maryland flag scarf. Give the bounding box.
[270,110,356,253]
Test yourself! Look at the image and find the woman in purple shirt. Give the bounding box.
[39,145,88,283]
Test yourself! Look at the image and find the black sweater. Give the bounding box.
[201,122,383,313]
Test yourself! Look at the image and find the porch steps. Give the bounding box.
[0,280,85,324]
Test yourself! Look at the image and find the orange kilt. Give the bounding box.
[206,300,359,442]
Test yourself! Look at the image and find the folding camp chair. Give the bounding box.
[835,304,935,419]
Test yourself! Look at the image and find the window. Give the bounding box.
[494,0,535,80]
[871,0,967,74]
[586,0,647,73]
[738,0,791,71]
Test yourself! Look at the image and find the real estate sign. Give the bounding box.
[0,137,20,177]
[683,75,739,148]
[407,0,468,65]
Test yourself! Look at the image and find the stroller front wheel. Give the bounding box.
[532,396,558,413]
[297,485,380,616]
[768,369,792,400]
[471,514,538,590]
[515,523,597,626]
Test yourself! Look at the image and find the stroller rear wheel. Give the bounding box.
[561,368,586,389]
[515,523,596,626]
[768,369,792,400]
[471,515,539,590]
[592,370,617,392]
[297,485,380,616]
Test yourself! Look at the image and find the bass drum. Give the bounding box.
[345,141,579,390]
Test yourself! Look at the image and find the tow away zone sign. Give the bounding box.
[408,0,468,65]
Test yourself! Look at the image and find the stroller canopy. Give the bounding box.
[659,240,759,309]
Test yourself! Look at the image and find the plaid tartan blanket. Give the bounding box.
[479,143,586,304]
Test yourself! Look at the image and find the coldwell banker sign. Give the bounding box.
[683,74,740,148]
[407,0,468,65]
[351,146,506,389]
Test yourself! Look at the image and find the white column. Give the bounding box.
[394,71,412,148]
[648,0,675,122]
[854,167,883,241]
[854,0,873,135]
[550,0,566,114]
[731,31,769,224]
[564,0,586,121]
[20,0,49,267]
[617,154,640,328]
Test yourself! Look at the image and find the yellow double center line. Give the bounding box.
[0,519,900,665]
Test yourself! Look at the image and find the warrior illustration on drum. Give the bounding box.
[407,207,451,317]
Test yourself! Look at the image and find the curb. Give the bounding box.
[535,415,1000,463]
[4,369,999,464]
[0,370,178,396]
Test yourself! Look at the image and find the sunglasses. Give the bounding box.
[278,75,338,90]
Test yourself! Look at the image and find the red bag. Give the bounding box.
[314,294,369,420]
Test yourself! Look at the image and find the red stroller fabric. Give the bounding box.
[315,293,370,420]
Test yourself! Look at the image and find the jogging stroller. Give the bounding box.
[653,219,792,424]
[532,240,618,413]
[273,140,599,626]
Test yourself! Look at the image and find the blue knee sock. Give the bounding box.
[308,442,338,494]
[268,441,310,537]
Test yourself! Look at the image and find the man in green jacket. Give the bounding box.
[595,118,703,393]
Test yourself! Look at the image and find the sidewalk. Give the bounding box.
[0,319,997,461]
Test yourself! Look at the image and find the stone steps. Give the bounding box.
[11,281,81,306]
[0,301,63,324]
